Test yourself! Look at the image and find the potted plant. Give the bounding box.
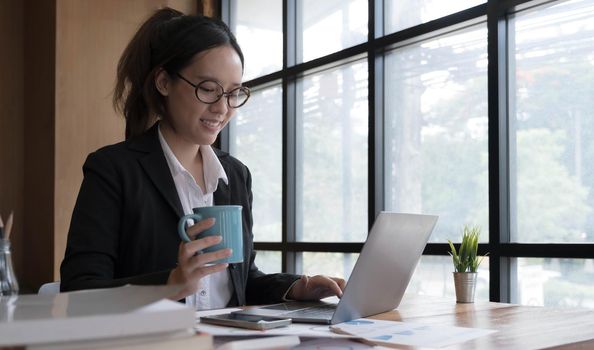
[448,225,486,303]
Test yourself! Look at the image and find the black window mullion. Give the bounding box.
[217,0,233,152]
[369,0,382,228]
[372,55,384,226]
[487,0,512,303]
[255,241,594,258]
[282,79,297,273]
[506,5,519,304]
[282,0,297,274]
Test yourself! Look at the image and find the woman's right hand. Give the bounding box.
[167,217,232,301]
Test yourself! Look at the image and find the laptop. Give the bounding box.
[234,212,438,324]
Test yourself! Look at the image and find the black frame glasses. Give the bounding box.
[176,73,251,108]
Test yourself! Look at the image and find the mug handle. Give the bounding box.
[177,213,203,242]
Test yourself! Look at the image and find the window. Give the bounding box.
[233,0,282,81]
[510,0,594,243]
[384,25,489,243]
[302,252,358,278]
[384,0,486,34]
[229,84,283,272]
[230,85,283,243]
[226,0,594,306]
[515,258,594,308]
[254,250,282,274]
[296,61,368,243]
[298,0,368,62]
[408,256,490,300]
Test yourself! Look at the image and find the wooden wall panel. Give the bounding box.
[198,0,219,17]
[1,0,202,290]
[23,0,56,292]
[0,0,25,290]
[53,0,197,279]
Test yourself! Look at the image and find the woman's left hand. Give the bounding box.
[287,275,346,301]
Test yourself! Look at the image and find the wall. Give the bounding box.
[54,0,197,281]
[0,0,202,292]
[0,0,24,288]
[22,0,56,293]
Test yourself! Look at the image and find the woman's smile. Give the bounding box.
[200,118,224,132]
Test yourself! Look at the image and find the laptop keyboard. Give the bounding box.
[280,304,337,319]
[262,301,330,311]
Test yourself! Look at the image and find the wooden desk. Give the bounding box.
[372,294,594,349]
[4,295,591,350]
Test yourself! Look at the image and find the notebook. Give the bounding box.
[235,212,438,324]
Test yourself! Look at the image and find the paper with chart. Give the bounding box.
[330,319,497,348]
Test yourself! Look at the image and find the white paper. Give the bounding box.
[296,337,391,349]
[0,285,194,346]
[331,319,497,348]
[196,321,355,338]
[216,335,300,350]
[194,308,353,338]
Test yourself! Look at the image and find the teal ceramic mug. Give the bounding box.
[177,205,244,264]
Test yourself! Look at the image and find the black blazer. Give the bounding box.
[60,123,299,306]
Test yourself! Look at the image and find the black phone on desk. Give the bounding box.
[200,313,292,330]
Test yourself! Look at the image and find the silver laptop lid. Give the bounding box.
[331,212,438,324]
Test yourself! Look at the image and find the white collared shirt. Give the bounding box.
[158,125,233,310]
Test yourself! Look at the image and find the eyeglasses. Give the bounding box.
[176,73,250,108]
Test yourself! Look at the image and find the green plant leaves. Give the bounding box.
[449,225,485,273]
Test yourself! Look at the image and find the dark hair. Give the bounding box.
[113,7,244,139]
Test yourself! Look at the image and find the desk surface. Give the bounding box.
[373,294,594,349]
[3,294,592,350]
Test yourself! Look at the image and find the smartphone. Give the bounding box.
[200,313,292,330]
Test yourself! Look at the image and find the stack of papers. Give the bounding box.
[0,285,209,349]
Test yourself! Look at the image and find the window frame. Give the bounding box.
[222,0,594,303]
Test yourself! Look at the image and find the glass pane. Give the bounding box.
[407,255,489,301]
[299,0,368,63]
[296,60,368,242]
[516,258,594,308]
[301,252,359,280]
[255,250,282,274]
[510,0,594,243]
[229,84,282,242]
[384,25,489,243]
[384,0,486,34]
[233,0,283,81]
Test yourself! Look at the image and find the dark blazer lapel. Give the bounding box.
[213,152,231,205]
[213,179,231,205]
[228,264,244,306]
[130,123,184,219]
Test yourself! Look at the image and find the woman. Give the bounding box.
[60,7,345,308]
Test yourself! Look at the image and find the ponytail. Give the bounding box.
[113,8,182,139]
[113,7,243,139]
